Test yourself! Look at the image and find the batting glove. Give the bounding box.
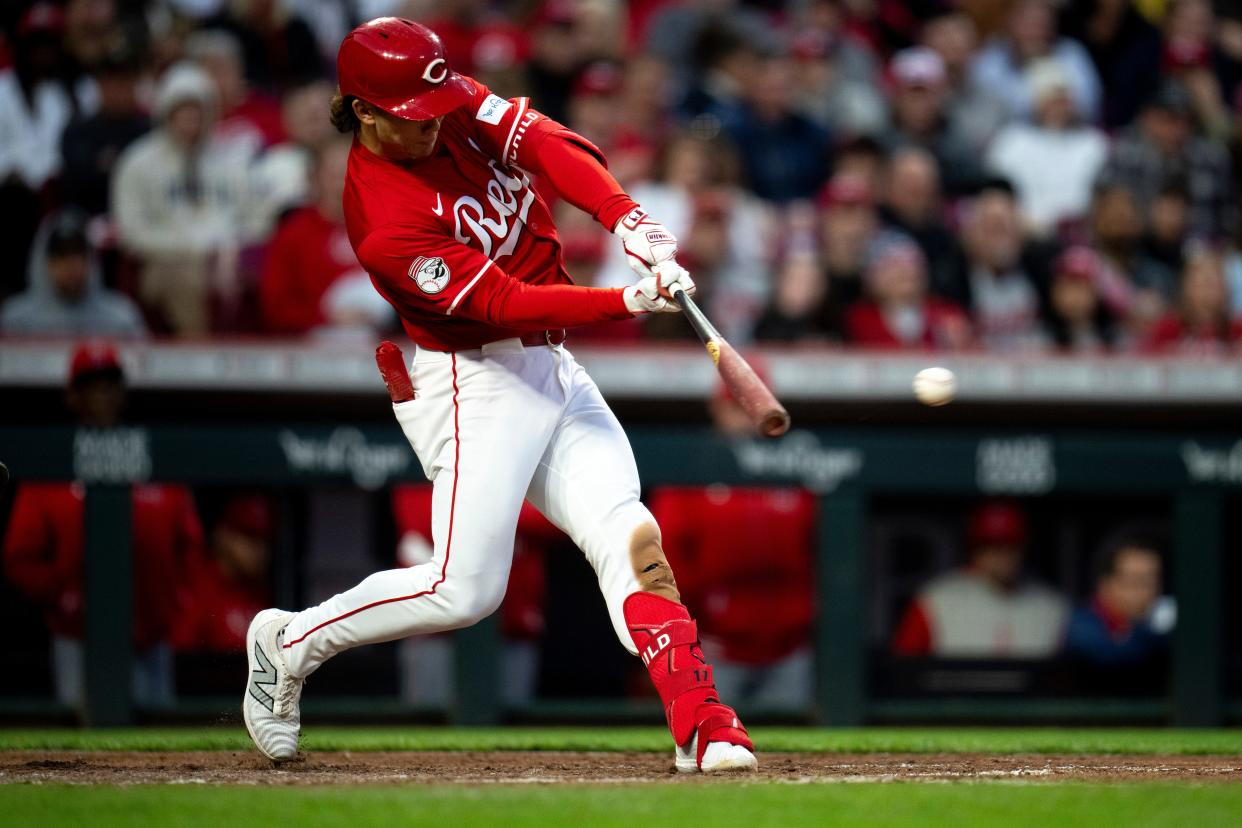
[615,206,678,279]
[623,261,696,315]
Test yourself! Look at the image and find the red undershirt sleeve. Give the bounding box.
[527,136,638,232]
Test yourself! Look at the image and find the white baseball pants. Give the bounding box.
[281,339,650,679]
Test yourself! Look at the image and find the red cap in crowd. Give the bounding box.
[68,341,123,387]
[220,496,274,538]
[816,173,873,209]
[1055,246,1099,284]
[573,61,623,98]
[19,2,65,37]
[969,501,1029,548]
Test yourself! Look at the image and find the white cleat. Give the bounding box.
[242,608,303,762]
[675,734,759,774]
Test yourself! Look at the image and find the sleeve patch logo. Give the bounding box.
[475,94,512,125]
[408,256,450,294]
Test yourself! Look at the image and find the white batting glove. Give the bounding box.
[615,206,678,278]
[622,261,696,315]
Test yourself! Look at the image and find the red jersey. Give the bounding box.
[260,207,362,334]
[3,482,204,651]
[649,486,817,665]
[172,553,269,653]
[1143,313,1242,356]
[844,298,972,350]
[343,76,638,351]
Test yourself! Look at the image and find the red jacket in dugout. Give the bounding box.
[344,76,641,351]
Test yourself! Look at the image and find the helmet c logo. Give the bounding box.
[422,58,448,84]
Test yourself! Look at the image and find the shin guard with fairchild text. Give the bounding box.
[624,592,752,767]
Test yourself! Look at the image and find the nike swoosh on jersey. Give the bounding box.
[433,193,443,216]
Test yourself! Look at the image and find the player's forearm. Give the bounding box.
[530,137,637,231]
[459,278,631,328]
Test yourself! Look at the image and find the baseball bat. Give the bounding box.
[672,288,791,438]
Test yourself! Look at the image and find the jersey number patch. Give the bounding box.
[409,256,450,294]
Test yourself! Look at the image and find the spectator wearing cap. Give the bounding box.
[951,181,1054,352]
[185,29,285,163]
[3,341,204,710]
[259,136,393,337]
[59,37,151,217]
[844,233,971,350]
[111,61,260,336]
[1099,81,1232,239]
[816,172,880,326]
[891,500,1069,658]
[1046,246,1117,352]
[0,209,146,337]
[1065,537,1169,667]
[1144,247,1242,354]
[525,0,615,125]
[1059,0,1163,130]
[421,0,530,80]
[650,365,818,709]
[881,46,988,197]
[720,54,831,203]
[0,3,96,298]
[877,146,967,296]
[969,0,1102,124]
[984,58,1108,237]
[173,495,274,653]
[787,4,887,139]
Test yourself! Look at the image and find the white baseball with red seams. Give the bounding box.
[280,339,650,673]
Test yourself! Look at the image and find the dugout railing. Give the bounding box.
[0,421,1236,728]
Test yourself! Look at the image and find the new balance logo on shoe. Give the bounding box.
[249,642,277,712]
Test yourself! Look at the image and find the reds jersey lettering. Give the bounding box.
[452,161,535,260]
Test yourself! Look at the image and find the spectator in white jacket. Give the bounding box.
[111,62,259,336]
[985,59,1109,237]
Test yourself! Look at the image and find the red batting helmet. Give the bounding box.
[337,18,473,121]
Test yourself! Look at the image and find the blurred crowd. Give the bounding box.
[2,0,1242,354]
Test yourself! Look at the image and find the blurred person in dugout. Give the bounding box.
[111,61,260,336]
[0,208,146,337]
[259,136,394,338]
[390,485,558,708]
[2,342,203,709]
[173,495,274,653]
[1065,537,1171,667]
[891,500,1068,658]
[649,375,817,709]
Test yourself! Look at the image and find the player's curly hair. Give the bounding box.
[330,92,360,134]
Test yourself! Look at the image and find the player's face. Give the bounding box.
[357,100,444,161]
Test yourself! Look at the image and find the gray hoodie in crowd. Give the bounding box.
[0,212,147,337]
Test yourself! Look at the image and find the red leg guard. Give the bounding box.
[624,592,753,767]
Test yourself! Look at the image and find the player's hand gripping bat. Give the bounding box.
[671,288,791,438]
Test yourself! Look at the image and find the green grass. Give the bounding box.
[2,726,1241,755]
[3,783,1240,828]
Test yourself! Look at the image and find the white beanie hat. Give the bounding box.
[153,61,218,122]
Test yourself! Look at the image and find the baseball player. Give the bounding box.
[243,18,756,773]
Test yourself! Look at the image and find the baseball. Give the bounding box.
[913,367,957,406]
